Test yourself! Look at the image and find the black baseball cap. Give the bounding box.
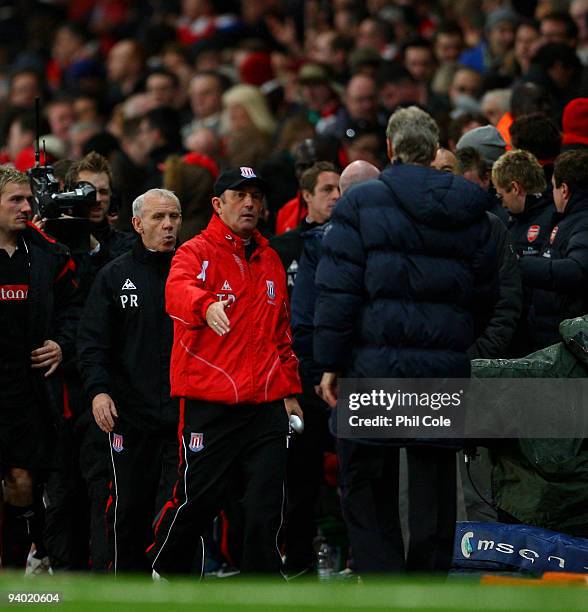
[213,167,268,197]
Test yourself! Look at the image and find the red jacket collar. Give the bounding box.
[204,213,268,253]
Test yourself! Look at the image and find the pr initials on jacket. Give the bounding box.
[119,277,139,309]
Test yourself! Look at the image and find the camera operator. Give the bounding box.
[0,166,79,569]
[65,151,136,286]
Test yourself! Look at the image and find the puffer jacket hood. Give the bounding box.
[379,162,489,229]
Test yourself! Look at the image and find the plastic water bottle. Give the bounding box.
[317,540,333,582]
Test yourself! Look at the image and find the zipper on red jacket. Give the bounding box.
[227,232,256,403]
[244,247,257,403]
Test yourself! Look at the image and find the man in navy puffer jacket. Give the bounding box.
[314,107,498,574]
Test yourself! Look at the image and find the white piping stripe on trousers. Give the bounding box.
[152,434,190,572]
[199,536,205,581]
[108,433,119,576]
[276,478,287,580]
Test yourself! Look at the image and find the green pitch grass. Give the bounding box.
[1,573,587,611]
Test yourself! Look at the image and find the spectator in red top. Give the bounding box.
[275,139,319,235]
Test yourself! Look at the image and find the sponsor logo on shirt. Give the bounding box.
[0,284,28,301]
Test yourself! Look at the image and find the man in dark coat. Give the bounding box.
[519,149,588,352]
[270,162,340,297]
[78,189,182,573]
[434,147,522,359]
[492,149,554,356]
[283,161,377,577]
[314,106,498,574]
[492,148,554,260]
[45,150,136,572]
[0,167,79,568]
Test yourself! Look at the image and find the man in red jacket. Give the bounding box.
[149,167,302,577]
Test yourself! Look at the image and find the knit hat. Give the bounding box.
[239,52,274,87]
[485,8,519,33]
[456,125,506,165]
[562,98,588,146]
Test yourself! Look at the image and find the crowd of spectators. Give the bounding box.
[0,0,584,232]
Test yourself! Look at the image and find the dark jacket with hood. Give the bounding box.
[313,162,498,380]
[468,212,522,359]
[520,187,588,353]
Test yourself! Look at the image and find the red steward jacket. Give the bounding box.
[166,214,301,404]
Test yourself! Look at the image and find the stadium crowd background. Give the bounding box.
[0,0,586,226]
[1,0,588,578]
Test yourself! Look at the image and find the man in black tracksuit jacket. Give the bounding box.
[77,188,182,573]
[0,167,80,568]
[492,150,555,356]
[520,150,588,352]
[507,192,554,259]
[270,162,340,296]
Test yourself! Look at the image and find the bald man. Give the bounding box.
[339,160,380,194]
[431,148,459,174]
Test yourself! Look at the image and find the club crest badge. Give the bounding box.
[527,225,540,243]
[266,280,275,300]
[240,167,256,178]
[189,432,204,452]
[112,434,124,453]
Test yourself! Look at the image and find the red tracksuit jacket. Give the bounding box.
[166,214,301,404]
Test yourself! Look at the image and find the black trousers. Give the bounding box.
[149,399,289,576]
[284,383,331,573]
[44,418,90,571]
[107,421,178,573]
[78,412,110,572]
[338,440,456,573]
